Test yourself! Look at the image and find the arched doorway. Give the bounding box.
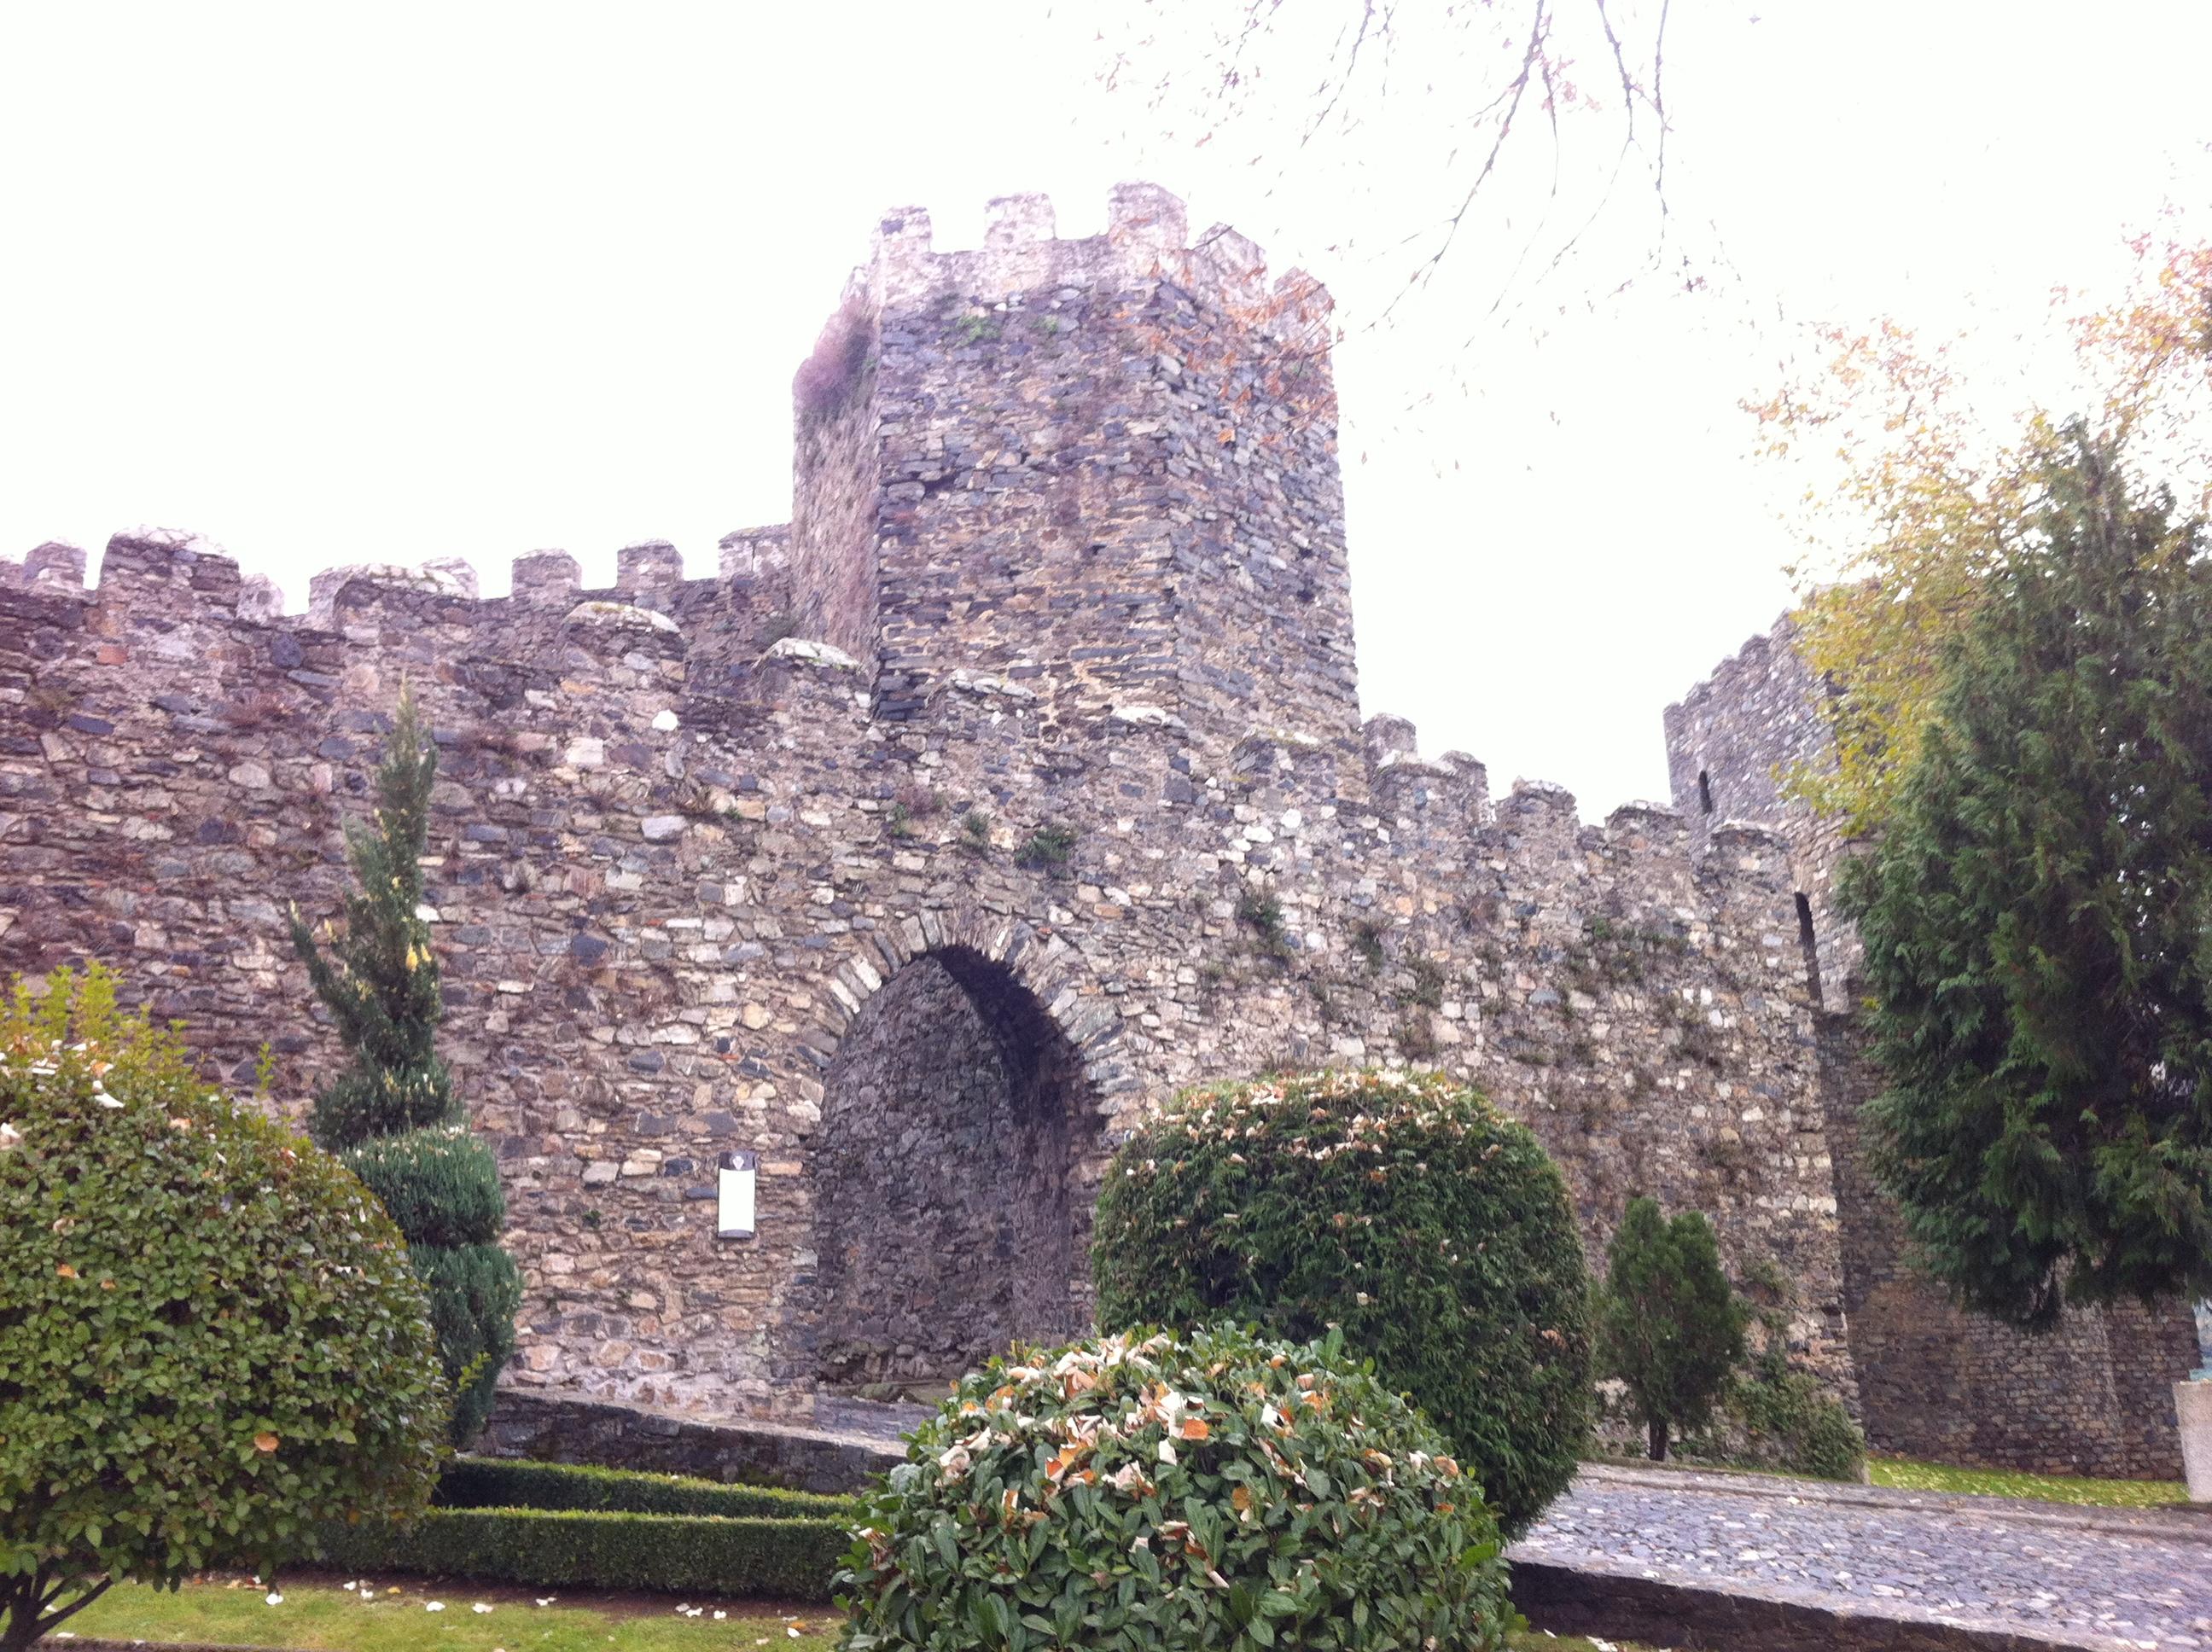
[806,942,1102,1395]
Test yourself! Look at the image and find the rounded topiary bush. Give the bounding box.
[0,968,448,1647]
[1093,1069,1592,1538]
[341,1123,505,1249]
[341,1121,521,1443]
[837,1324,1515,1652]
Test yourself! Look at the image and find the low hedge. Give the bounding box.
[438,1456,854,1521]
[318,1506,849,1601]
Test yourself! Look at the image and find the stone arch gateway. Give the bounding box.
[791,923,1116,1398]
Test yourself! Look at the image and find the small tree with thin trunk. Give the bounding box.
[290,686,521,1446]
[1598,1196,1747,1461]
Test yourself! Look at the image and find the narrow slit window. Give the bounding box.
[1795,892,1824,1005]
[1697,770,1714,814]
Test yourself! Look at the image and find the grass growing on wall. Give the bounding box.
[1868,1457,2189,1508]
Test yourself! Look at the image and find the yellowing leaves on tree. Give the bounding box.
[253,1432,280,1454]
[1749,213,2212,834]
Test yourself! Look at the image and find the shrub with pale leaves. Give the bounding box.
[835,1324,1516,1652]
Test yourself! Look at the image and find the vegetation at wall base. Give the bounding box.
[1866,1458,2189,1508]
[1703,1364,1864,1483]
[0,966,447,1652]
[839,1324,1518,1652]
[290,686,523,1446]
[319,1508,848,1601]
[438,1457,855,1521]
[1844,428,2212,1325]
[1596,1198,1749,1463]
[1092,1068,1592,1539]
[1706,1279,1866,1483]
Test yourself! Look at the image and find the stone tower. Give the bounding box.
[787,184,1359,755]
[1668,617,2198,1478]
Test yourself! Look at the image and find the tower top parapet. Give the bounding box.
[851,182,1332,340]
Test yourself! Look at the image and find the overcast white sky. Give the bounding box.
[4,3,2207,813]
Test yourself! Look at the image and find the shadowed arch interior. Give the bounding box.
[808,944,1097,1393]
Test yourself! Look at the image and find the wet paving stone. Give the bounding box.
[1515,1467,2212,1650]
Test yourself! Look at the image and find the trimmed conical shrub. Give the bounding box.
[291,686,522,1448]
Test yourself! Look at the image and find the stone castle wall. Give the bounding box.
[20,182,2183,1474]
[1663,617,1861,1010]
[0,521,1845,1422]
[1815,1016,2194,1478]
[1674,614,2193,1478]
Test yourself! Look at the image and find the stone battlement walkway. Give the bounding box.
[1516,1463,2212,1651]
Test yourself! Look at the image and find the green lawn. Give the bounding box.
[67,1576,837,1651]
[63,1576,1648,1652]
[1592,1449,2191,1510]
[1866,1457,2190,1509]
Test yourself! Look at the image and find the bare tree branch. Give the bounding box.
[1091,0,1687,425]
[1371,0,1554,332]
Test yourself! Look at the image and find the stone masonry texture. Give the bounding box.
[1671,621,2196,1479]
[0,183,2185,1474]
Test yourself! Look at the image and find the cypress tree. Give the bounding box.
[1597,1197,1746,1461]
[1845,426,2212,1327]
[290,687,522,1446]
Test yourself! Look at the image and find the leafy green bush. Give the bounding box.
[320,1508,847,1600]
[838,1325,1516,1652]
[438,1457,853,1520]
[0,967,447,1649]
[1758,1379,1865,1482]
[1703,1329,1866,1482]
[1092,1070,1592,1537]
[1660,1366,1866,1483]
[342,1124,504,1248]
[1595,1197,1748,1462]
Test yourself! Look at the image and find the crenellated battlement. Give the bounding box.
[7,517,1807,928]
[787,182,1358,759]
[854,182,1332,344]
[1665,614,1796,721]
[0,184,1890,1448]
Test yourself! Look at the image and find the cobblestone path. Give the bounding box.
[1516,1465,2212,1650]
